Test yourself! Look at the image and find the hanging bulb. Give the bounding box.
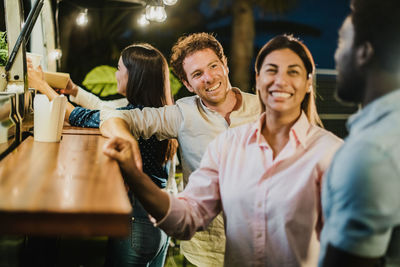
[156,7,167,22]
[137,13,150,26]
[49,49,62,60]
[76,8,88,26]
[145,5,167,22]
[163,0,177,6]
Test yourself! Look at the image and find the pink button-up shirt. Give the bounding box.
[158,113,343,267]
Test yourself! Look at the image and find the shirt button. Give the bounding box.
[257,233,262,238]
[257,202,262,208]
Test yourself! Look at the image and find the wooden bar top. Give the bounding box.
[0,133,132,237]
[62,126,101,135]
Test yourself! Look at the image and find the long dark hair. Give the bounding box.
[255,34,323,127]
[120,43,176,162]
[122,43,169,107]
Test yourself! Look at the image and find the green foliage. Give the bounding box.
[82,65,118,97]
[165,239,196,267]
[0,32,8,66]
[170,68,183,97]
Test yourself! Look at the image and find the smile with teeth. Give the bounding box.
[270,91,292,98]
[206,83,221,92]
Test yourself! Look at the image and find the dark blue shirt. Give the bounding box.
[70,104,168,188]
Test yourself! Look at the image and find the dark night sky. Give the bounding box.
[201,0,350,69]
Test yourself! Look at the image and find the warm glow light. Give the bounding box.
[138,13,150,26]
[49,49,62,60]
[76,8,88,26]
[145,5,167,22]
[163,0,177,6]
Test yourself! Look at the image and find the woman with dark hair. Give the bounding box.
[103,35,343,266]
[28,43,176,267]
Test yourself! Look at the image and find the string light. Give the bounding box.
[145,4,167,22]
[163,0,177,6]
[51,0,175,65]
[48,49,62,61]
[137,13,150,26]
[76,8,88,26]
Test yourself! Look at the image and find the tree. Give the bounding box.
[211,0,297,92]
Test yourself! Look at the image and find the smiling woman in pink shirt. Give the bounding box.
[103,35,343,267]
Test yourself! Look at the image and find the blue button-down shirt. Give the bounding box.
[320,89,400,266]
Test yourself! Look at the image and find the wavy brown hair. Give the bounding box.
[170,32,227,83]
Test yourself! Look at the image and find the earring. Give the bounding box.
[307,86,313,93]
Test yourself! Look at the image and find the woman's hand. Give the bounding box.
[58,79,78,97]
[103,137,143,179]
[103,136,170,221]
[27,58,47,93]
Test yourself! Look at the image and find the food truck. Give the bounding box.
[0,0,59,158]
[0,0,132,239]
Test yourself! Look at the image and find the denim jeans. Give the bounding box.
[104,198,169,267]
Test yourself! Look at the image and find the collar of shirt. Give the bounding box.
[347,88,400,136]
[197,87,243,115]
[251,111,310,150]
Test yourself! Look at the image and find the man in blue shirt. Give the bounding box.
[319,0,400,266]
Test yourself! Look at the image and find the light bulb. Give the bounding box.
[49,49,62,60]
[138,14,150,26]
[145,5,167,22]
[76,9,88,26]
[163,0,177,6]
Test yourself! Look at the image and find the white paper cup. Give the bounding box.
[26,52,42,69]
[34,94,67,142]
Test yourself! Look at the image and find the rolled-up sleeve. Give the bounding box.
[100,105,184,140]
[69,107,100,128]
[155,138,223,240]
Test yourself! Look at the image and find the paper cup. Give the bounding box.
[26,52,42,69]
[34,94,67,142]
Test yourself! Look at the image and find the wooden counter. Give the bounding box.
[0,131,132,237]
[62,125,101,135]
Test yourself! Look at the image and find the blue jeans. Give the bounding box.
[105,198,169,267]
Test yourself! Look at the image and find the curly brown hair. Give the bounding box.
[170,32,227,83]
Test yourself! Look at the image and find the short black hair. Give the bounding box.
[351,0,400,71]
